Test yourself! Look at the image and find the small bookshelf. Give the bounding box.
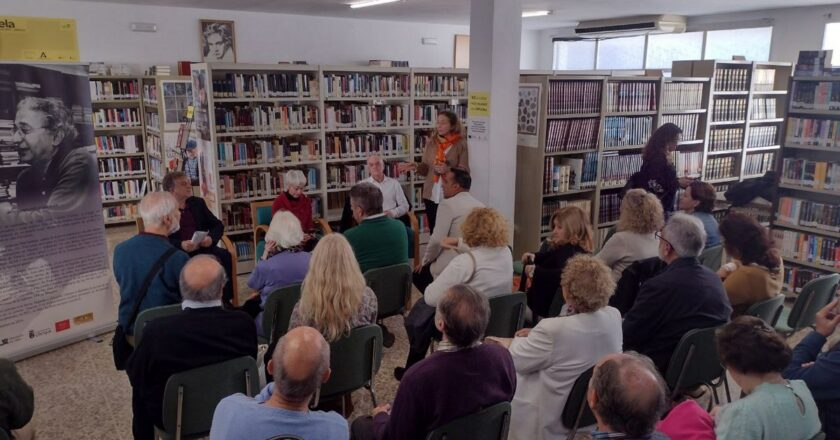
[141,75,195,191]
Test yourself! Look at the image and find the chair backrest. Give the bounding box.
[788,274,840,331]
[160,356,259,438]
[262,284,303,344]
[316,324,383,402]
[486,293,526,338]
[364,263,412,319]
[251,201,274,228]
[0,427,9,440]
[425,401,511,440]
[134,304,183,345]
[810,432,826,440]
[664,326,724,398]
[561,366,596,431]
[698,245,723,271]
[745,293,786,326]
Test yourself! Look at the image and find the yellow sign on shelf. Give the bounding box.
[468,91,490,117]
[0,16,79,62]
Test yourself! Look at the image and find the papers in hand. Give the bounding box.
[191,230,209,245]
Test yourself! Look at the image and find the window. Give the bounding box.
[823,23,840,66]
[704,27,773,62]
[597,35,646,69]
[552,40,596,70]
[646,32,703,69]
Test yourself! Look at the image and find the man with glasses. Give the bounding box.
[622,213,731,374]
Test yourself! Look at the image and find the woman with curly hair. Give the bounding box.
[717,213,783,317]
[488,255,622,440]
[597,189,665,280]
[626,123,683,214]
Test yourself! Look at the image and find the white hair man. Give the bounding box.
[364,155,410,219]
[622,212,732,373]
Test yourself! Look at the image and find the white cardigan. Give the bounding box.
[596,231,660,280]
[423,246,513,307]
[508,307,623,440]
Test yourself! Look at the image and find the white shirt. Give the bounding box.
[181,299,223,310]
[429,145,452,204]
[364,175,410,218]
[424,245,513,307]
[422,191,485,278]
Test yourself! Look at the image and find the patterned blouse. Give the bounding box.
[287,286,378,342]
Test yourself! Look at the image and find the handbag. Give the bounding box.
[112,247,178,370]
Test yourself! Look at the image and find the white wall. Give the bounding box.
[519,29,541,69]
[4,0,470,72]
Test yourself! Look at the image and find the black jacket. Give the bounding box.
[626,157,678,213]
[611,257,668,315]
[168,196,224,250]
[622,257,732,373]
[526,244,587,318]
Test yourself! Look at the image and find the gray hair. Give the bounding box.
[349,182,383,216]
[274,332,330,403]
[179,255,226,302]
[265,211,304,249]
[138,192,178,227]
[436,284,490,348]
[17,97,78,145]
[284,170,307,190]
[662,212,706,258]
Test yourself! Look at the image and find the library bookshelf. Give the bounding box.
[141,75,195,191]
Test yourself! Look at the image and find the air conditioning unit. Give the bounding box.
[575,15,686,39]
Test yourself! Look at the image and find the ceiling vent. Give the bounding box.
[575,14,686,39]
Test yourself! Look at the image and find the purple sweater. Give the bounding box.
[373,343,516,440]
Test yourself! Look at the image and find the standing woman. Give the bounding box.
[400,111,468,232]
[626,122,683,215]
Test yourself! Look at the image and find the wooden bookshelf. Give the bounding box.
[140,75,195,191]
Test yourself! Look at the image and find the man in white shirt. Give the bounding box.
[364,155,410,219]
[414,168,484,292]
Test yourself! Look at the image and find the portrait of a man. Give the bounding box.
[200,20,236,63]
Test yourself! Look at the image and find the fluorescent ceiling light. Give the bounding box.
[350,0,400,8]
[522,10,552,18]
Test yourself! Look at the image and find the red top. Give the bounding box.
[271,191,314,232]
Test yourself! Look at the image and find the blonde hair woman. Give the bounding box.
[288,234,377,342]
[597,189,665,280]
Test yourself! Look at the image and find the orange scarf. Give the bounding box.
[433,133,461,183]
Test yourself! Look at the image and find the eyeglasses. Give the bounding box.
[655,231,673,249]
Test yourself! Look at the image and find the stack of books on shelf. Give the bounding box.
[743,151,776,176]
[233,241,255,263]
[213,73,318,98]
[598,193,621,225]
[93,108,142,128]
[90,79,140,100]
[221,204,253,233]
[709,128,743,152]
[783,266,825,294]
[714,67,750,91]
[706,156,738,180]
[147,65,171,76]
[143,83,158,104]
[780,158,840,192]
[145,112,160,132]
[214,104,320,132]
[777,196,840,233]
[674,151,703,178]
[790,81,840,110]
[102,203,139,224]
[219,168,319,201]
[603,116,652,148]
[794,50,836,77]
[605,82,657,112]
[414,133,430,154]
[600,152,642,187]
[662,82,704,111]
[323,104,407,129]
[545,119,599,152]
[751,98,778,120]
[547,81,601,114]
[752,69,777,91]
[325,133,407,159]
[100,178,146,202]
[771,229,839,269]
[217,138,321,167]
[712,98,747,121]
[747,126,778,148]
[323,73,409,98]
[786,117,840,147]
[327,163,407,189]
[542,199,592,233]
[543,157,586,194]
[413,103,466,126]
[94,135,141,155]
[661,114,700,140]
[98,156,146,177]
[415,212,431,234]
[413,75,467,97]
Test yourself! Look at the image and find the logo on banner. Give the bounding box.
[54,320,71,332]
[28,328,52,339]
[74,313,94,325]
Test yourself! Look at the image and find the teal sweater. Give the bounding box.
[715,381,821,440]
[344,215,408,274]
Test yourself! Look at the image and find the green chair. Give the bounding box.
[261,284,303,345]
[313,325,383,412]
[425,401,511,440]
[561,366,596,440]
[745,293,785,327]
[134,304,183,346]
[776,274,840,335]
[698,245,724,271]
[486,293,526,338]
[0,427,9,440]
[810,432,826,440]
[364,264,413,320]
[251,201,275,264]
[664,326,728,406]
[156,356,259,440]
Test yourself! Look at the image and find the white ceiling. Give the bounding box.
[69,0,839,29]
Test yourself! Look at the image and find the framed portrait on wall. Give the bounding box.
[199,19,236,62]
[517,83,542,147]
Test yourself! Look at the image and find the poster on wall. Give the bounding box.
[190,63,218,213]
[0,16,80,62]
[0,63,115,361]
[517,84,541,148]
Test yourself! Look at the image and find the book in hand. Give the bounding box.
[191,230,209,245]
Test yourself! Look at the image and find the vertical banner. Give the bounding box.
[0,63,115,360]
[517,83,541,148]
[189,63,219,215]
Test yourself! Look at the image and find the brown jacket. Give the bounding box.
[417,135,469,200]
[724,258,784,317]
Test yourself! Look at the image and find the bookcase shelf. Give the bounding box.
[788,109,840,117]
[778,184,840,196]
[774,221,840,239]
[784,143,840,153]
[782,257,840,274]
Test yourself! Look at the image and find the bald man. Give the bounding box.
[588,352,669,440]
[211,326,348,439]
[126,255,257,440]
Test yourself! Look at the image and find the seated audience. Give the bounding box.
[210,327,348,440]
[588,352,670,440]
[715,316,821,439]
[351,285,515,440]
[623,213,731,373]
[246,211,310,334]
[364,155,410,220]
[113,192,189,337]
[0,358,34,440]
[414,168,484,292]
[717,212,783,317]
[126,255,257,440]
[784,299,840,440]
[678,180,721,248]
[271,169,315,236]
[344,182,408,274]
[521,206,593,319]
[487,255,621,440]
[597,189,664,280]
[163,171,234,303]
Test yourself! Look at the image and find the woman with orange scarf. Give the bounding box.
[400,110,469,232]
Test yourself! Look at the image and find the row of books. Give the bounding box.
[143,84,158,104]
[214,105,320,133]
[598,193,620,224]
[149,157,163,181]
[674,151,703,177]
[747,126,778,148]
[786,117,840,147]
[541,199,592,233]
[776,196,840,233]
[146,134,162,158]
[600,152,642,187]
[706,156,738,180]
[90,79,140,100]
[145,112,161,132]
[662,82,704,112]
[217,139,321,168]
[327,163,408,189]
[750,98,778,120]
[780,159,840,192]
[790,81,840,111]
[794,50,838,78]
[603,116,652,149]
[95,135,142,155]
[414,104,467,126]
[661,114,700,141]
[102,203,139,223]
[743,151,776,176]
[212,73,318,98]
[324,104,408,130]
[232,240,256,263]
[219,168,319,201]
[415,212,431,234]
[771,229,840,269]
[543,157,585,194]
[712,98,747,122]
[413,187,424,210]
[545,118,599,153]
[709,128,743,152]
[325,133,409,159]
[98,157,146,177]
[323,73,410,98]
[413,75,467,97]
[752,69,778,92]
[93,108,143,128]
[221,204,253,232]
[548,80,601,115]
[100,178,147,202]
[605,82,657,113]
[414,134,432,154]
[714,67,750,92]
[782,266,825,294]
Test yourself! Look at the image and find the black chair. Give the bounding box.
[261,284,303,345]
[425,401,512,440]
[313,325,383,413]
[0,427,9,440]
[776,274,840,336]
[745,293,785,326]
[560,366,596,440]
[664,326,729,406]
[365,263,413,320]
[486,293,526,338]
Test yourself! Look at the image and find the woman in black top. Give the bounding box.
[521,205,594,319]
[626,122,684,214]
